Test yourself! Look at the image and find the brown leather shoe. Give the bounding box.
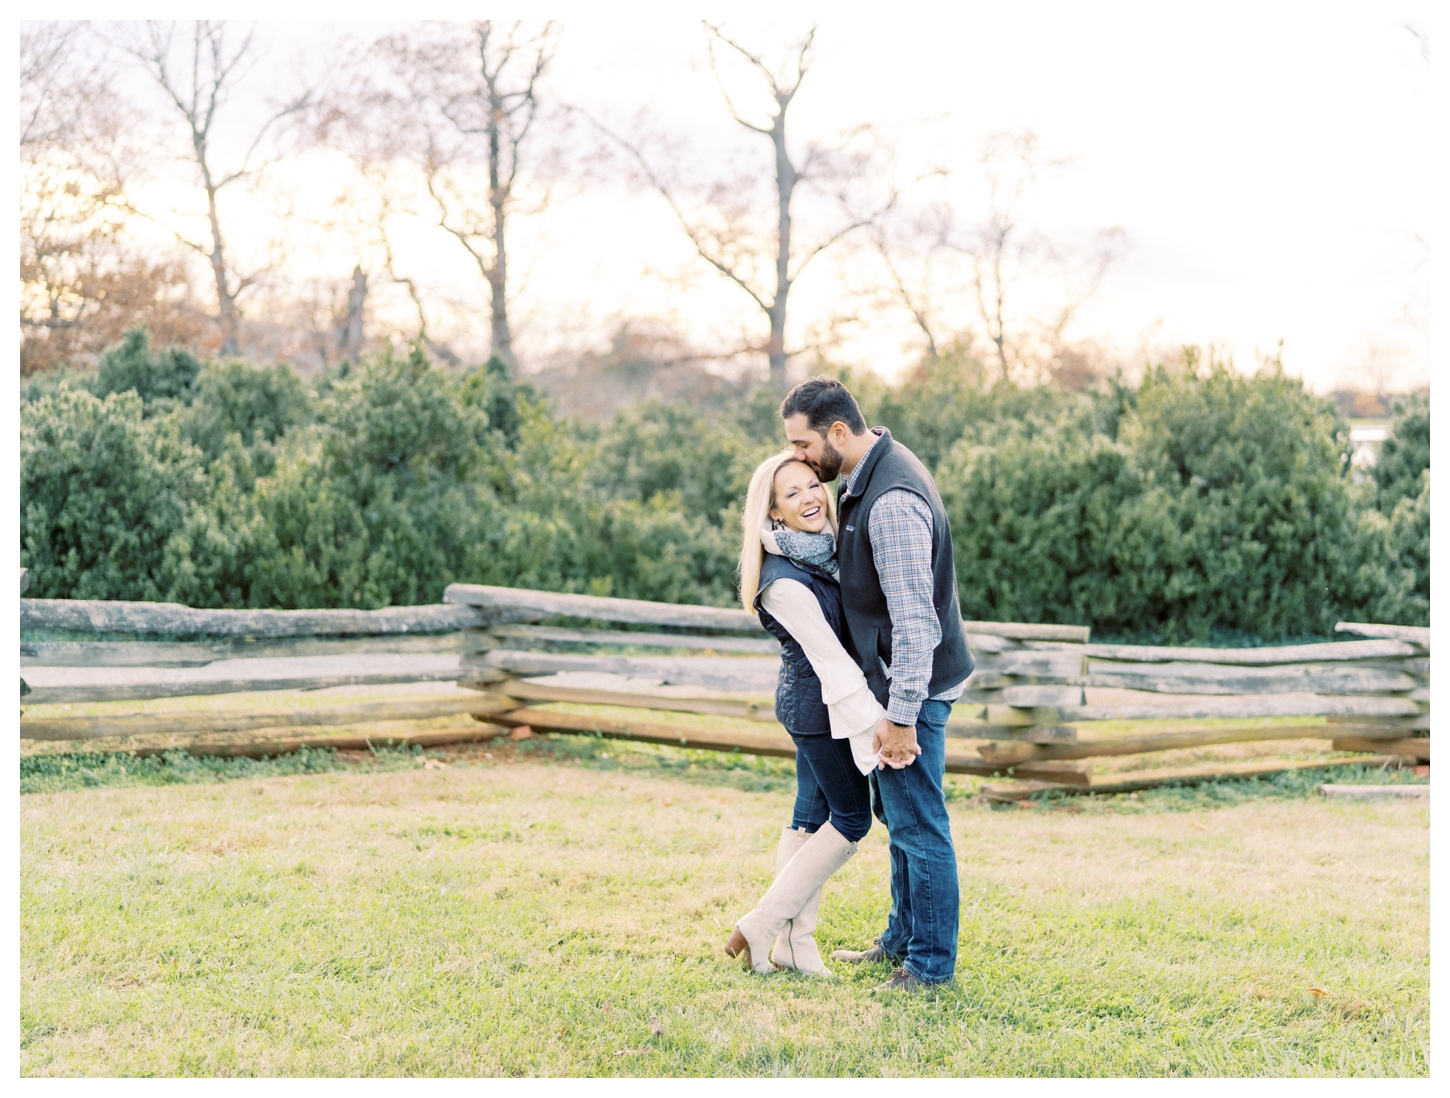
[872,967,938,994]
[829,938,893,965]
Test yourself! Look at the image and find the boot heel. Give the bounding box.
[728,823,858,976]
[724,926,753,968]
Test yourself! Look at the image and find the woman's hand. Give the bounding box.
[871,717,921,769]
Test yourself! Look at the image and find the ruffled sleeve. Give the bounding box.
[759,579,886,739]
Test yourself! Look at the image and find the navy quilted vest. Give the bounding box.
[754,552,845,735]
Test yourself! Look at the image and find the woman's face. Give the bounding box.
[770,460,829,534]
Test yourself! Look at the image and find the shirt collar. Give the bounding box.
[840,428,884,499]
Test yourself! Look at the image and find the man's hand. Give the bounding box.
[871,717,921,769]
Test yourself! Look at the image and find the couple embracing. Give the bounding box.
[723,376,974,994]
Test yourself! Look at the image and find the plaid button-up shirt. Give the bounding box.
[840,431,964,726]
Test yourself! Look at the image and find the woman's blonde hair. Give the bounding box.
[738,449,839,611]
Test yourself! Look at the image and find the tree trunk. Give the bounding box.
[769,107,796,394]
[204,183,239,357]
[196,146,240,357]
[991,247,1008,378]
[767,305,787,392]
[212,272,239,357]
[338,264,367,358]
[487,81,514,372]
[488,234,511,370]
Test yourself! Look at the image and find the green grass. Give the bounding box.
[20,735,1428,1076]
[20,746,359,794]
[19,734,1425,806]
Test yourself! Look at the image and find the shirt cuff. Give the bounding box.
[886,694,922,727]
[827,684,886,740]
[846,730,882,775]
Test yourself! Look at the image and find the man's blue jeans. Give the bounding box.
[869,698,959,984]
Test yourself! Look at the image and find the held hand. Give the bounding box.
[872,716,921,769]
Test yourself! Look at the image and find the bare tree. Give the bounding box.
[854,129,1125,387]
[22,22,102,150]
[113,21,311,356]
[20,22,211,372]
[961,131,1053,378]
[425,21,555,371]
[589,23,894,392]
[296,142,464,367]
[948,131,1125,384]
[321,22,557,372]
[21,23,122,370]
[858,189,956,362]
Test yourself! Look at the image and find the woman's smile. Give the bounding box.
[770,460,830,533]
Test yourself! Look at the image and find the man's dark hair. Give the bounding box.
[778,376,867,436]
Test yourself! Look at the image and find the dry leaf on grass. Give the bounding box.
[1309,987,1328,997]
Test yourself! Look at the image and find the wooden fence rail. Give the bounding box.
[18,573,1429,793]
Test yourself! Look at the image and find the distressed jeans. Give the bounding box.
[870,698,959,984]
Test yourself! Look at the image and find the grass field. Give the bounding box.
[20,734,1429,1077]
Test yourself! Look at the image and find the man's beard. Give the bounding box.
[812,437,844,482]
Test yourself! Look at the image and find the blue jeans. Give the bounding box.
[869,698,959,984]
[788,731,872,843]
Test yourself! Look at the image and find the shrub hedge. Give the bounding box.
[19,330,1428,640]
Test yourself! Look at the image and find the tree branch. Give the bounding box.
[872,229,940,359]
[215,91,312,189]
[703,34,773,135]
[576,107,772,315]
[703,21,814,100]
[421,162,496,278]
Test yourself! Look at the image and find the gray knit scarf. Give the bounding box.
[771,525,839,576]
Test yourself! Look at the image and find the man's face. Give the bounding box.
[783,413,844,482]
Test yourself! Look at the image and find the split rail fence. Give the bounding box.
[19,569,1430,796]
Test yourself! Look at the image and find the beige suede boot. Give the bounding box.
[767,827,810,970]
[776,878,832,976]
[725,822,858,974]
[768,828,833,976]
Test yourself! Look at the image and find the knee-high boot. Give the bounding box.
[768,827,833,976]
[725,822,858,975]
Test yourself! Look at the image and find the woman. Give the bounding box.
[723,450,885,977]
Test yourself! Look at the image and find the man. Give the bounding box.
[779,376,973,993]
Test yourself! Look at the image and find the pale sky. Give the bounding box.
[50,2,1438,391]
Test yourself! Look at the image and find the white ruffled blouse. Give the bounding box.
[759,524,885,774]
